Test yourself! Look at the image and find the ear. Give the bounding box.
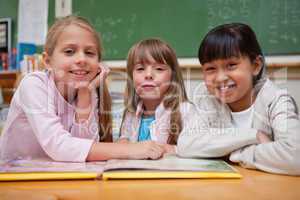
[42,52,51,69]
[252,56,263,76]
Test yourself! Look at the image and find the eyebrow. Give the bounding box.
[60,42,97,48]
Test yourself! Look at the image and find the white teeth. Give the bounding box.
[220,85,229,90]
[218,83,235,91]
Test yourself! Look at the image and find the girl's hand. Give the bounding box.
[73,63,110,90]
[116,138,130,143]
[127,141,164,160]
[256,130,272,143]
[163,144,176,155]
[88,62,110,91]
[75,63,110,122]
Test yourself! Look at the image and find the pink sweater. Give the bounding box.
[0,71,99,162]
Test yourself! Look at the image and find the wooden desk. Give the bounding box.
[0,167,299,200]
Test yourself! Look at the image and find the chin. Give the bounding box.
[139,94,161,100]
[215,95,235,104]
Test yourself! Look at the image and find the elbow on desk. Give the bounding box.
[260,158,300,176]
[176,138,229,158]
[256,142,300,175]
[284,149,300,175]
[279,140,300,175]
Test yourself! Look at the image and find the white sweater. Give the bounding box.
[177,79,300,175]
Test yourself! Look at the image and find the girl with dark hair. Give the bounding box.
[177,23,300,175]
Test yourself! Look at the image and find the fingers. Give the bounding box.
[256,131,272,143]
[144,141,164,160]
[148,151,162,160]
[97,62,110,83]
[87,63,111,90]
[128,141,165,160]
[99,62,111,78]
[163,144,176,155]
[73,81,90,89]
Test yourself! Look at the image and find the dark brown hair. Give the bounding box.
[198,23,264,82]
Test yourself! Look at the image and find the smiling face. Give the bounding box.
[44,24,100,96]
[202,56,261,112]
[132,54,172,105]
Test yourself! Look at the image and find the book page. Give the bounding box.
[0,158,106,173]
[104,155,236,172]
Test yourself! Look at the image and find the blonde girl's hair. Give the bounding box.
[121,38,188,144]
[44,15,112,142]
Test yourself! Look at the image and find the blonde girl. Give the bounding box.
[0,16,164,162]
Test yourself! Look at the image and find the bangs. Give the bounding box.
[198,32,242,64]
[131,40,169,65]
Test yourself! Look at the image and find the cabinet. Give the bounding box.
[0,71,20,104]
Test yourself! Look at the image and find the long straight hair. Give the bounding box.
[44,15,112,142]
[121,38,188,144]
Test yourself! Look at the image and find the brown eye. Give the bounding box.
[86,50,96,57]
[64,49,75,55]
[205,67,216,72]
[134,64,144,71]
[228,63,237,70]
[154,64,168,71]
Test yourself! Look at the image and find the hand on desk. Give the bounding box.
[163,144,176,155]
[256,130,272,143]
[115,139,175,159]
[127,141,164,160]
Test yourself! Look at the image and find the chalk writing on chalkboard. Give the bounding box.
[93,13,137,57]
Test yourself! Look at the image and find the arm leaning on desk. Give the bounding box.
[0,167,299,200]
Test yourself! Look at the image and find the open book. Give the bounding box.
[0,155,241,181]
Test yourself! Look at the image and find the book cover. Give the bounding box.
[0,159,106,181]
[102,155,242,180]
[0,155,241,181]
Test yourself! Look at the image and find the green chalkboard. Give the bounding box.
[1,0,300,60]
[72,0,300,59]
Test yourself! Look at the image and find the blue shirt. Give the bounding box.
[137,115,155,142]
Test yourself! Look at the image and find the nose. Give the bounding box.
[75,52,87,65]
[145,67,153,79]
[216,69,229,83]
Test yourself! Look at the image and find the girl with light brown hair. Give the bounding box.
[119,38,194,153]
